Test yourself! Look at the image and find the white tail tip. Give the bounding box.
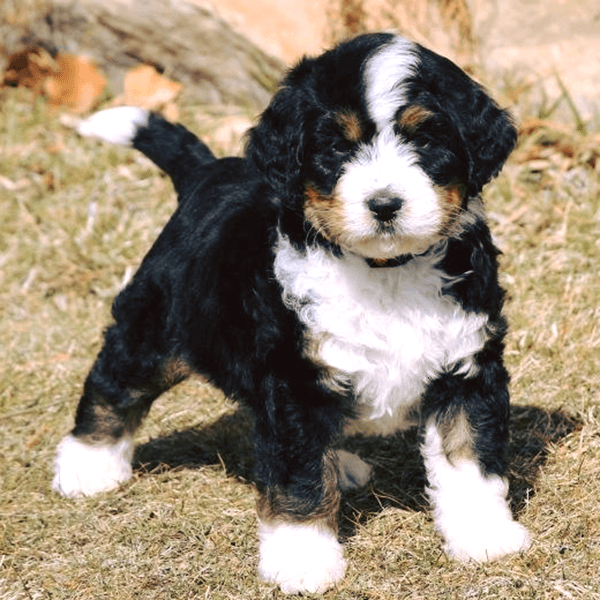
[75,106,150,146]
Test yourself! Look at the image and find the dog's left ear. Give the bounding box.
[417,47,517,198]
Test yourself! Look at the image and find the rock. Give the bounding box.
[1,0,285,112]
[190,0,600,126]
[191,0,477,67]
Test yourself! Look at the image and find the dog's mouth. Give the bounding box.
[374,220,397,236]
[346,229,442,262]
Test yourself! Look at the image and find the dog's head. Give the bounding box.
[247,33,516,261]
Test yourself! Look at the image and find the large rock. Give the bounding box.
[1,0,285,112]
[191,0,477,66]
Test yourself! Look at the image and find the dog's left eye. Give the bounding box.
[396,113,452,152]
[330,138,351,155]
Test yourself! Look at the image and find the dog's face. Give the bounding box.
[248,33,516,260]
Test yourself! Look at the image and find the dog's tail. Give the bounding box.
[76,107,217,196]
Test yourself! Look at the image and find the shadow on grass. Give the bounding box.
[133,403,581,536]
[133,404,257,483]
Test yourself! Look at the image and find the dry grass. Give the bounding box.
[1,84,600,600]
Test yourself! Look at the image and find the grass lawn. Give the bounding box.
[1,85,599,599]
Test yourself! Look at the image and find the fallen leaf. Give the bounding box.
[123,64,182,109]
[43,53,107,113]
[2,47,57,91]
[2,48,107,113]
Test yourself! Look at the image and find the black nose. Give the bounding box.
[367,193,403,223]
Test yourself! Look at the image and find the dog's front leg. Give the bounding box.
[252,385,347,594]
[420,368,531,562]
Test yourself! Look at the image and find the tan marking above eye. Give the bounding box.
[334,110,363,143]
[397,105,434,137]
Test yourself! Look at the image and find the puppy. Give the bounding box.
[53,33,530,594]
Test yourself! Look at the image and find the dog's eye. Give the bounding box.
[397,108,461,155]
[331,138,350,155]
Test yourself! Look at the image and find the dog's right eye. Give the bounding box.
[331,138,351,155]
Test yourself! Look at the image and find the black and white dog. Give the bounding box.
[53,33,530,593]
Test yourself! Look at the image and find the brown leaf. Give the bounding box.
[43,53,107,113]
[123,64,182,109]
[2,47,57,91]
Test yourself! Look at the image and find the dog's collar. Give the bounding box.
[365,254,416,268]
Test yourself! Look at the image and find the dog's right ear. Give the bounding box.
[246,59,315,203]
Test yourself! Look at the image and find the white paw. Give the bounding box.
[52,434,134,498]
[443,511,531,562]
[336,449,372,491]
[258,521,347,594]
[426,458,531,562]
[75,106,150,146]
[422,421,531,562]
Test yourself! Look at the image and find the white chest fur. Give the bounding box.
[274,235,489,436]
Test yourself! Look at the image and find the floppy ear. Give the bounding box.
[458,84,517,198]
[416,47,517,198]
[246,59,314,202]
[245,59,321,248]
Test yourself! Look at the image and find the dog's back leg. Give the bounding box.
[53,345,191,498]
[54,108,221,498]
[53,274,191,498]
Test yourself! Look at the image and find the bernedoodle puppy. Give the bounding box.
[53,33,530,594]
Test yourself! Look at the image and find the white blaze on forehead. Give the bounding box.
[364,36,419,130]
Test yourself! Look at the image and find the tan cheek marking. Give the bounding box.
[397,105,434,137]
[304,184,347,242]
[436,182,466,230]
[334,109,363,143]
[444,183,465,207]
[451,186,463,206]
